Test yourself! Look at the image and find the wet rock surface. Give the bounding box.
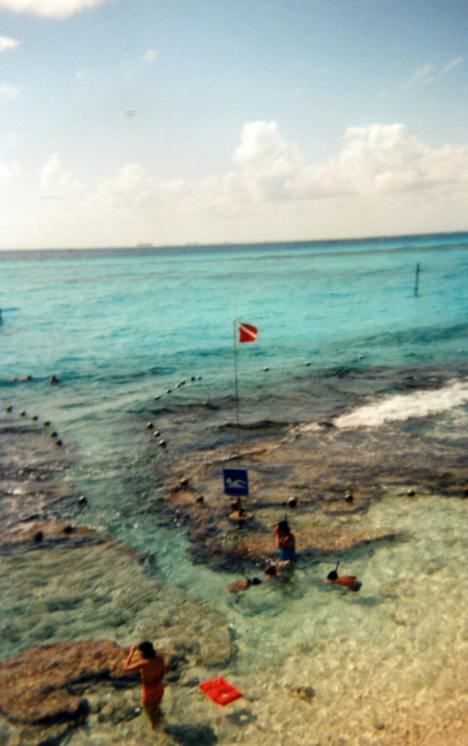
[147,398,468,573]
[0,415,76,533]
[0,640,129,725]
[154,444,404,570]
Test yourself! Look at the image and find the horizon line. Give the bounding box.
[0,228,467,253]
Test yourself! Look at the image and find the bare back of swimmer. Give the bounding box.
[227,577,262,593]
[124,641,165,729]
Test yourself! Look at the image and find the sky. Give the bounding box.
[0,0,467,248]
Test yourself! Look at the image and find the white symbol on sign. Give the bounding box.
[226,478,247,489]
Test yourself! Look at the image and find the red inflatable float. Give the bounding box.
[200,676,243,706]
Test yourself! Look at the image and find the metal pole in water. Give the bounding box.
[414,262,421,297]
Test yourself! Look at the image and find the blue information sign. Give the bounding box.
[223,468,249,496]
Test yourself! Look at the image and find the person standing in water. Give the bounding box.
[124,641,166,729]
[274,518,297,562]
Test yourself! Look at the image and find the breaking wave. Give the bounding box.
[333,378,468,429]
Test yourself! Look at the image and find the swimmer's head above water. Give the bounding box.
[327,561,340,581]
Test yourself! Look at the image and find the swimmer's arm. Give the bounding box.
[124,645,150,672]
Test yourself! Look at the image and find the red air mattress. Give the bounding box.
[200,676,243,706]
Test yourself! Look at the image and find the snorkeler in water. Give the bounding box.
[326,561,362,592]
[226,577,262,593]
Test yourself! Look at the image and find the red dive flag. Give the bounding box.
[238,322,258,343]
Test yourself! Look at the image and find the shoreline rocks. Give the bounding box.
[0,640,132,725]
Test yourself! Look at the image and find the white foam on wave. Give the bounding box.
[334,378,468,429]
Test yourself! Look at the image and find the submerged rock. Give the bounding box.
[288,685,316,702]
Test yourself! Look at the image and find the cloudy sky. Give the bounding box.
[0,0,467,248]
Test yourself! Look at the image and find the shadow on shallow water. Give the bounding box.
[165,722,218,745]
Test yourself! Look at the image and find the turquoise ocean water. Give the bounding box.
[1,232,467,744]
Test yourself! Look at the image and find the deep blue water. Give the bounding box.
[1,232,467,394]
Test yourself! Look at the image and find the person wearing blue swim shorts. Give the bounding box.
[274,518,297,562]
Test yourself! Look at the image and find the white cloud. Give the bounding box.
[63,123,468,241]
[380,57,464,99]
[0,160,18,185]
[0,0,106,19]
[2,122,468,248]
[119,49,159,80]
[40,153,82,198]
[225,121,468,202]
[409,64,434,86]
[232,121,304,201]
[0,35,19,52]
[409,56,463,87]
[441,56,463,73]
[0,82,19,101]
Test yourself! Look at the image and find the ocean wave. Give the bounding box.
[333,378,468,429]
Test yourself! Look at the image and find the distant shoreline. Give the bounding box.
[0,229,467,258]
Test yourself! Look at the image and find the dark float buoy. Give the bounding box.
[344,492,354,503]
[146,422,154,430]
[287,496,297,508]
[78,495,88,507]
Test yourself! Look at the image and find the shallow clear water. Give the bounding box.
[1,233,467,744]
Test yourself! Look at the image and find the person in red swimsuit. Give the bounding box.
[124,641,166,729]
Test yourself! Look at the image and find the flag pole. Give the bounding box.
[232,318,241,457]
